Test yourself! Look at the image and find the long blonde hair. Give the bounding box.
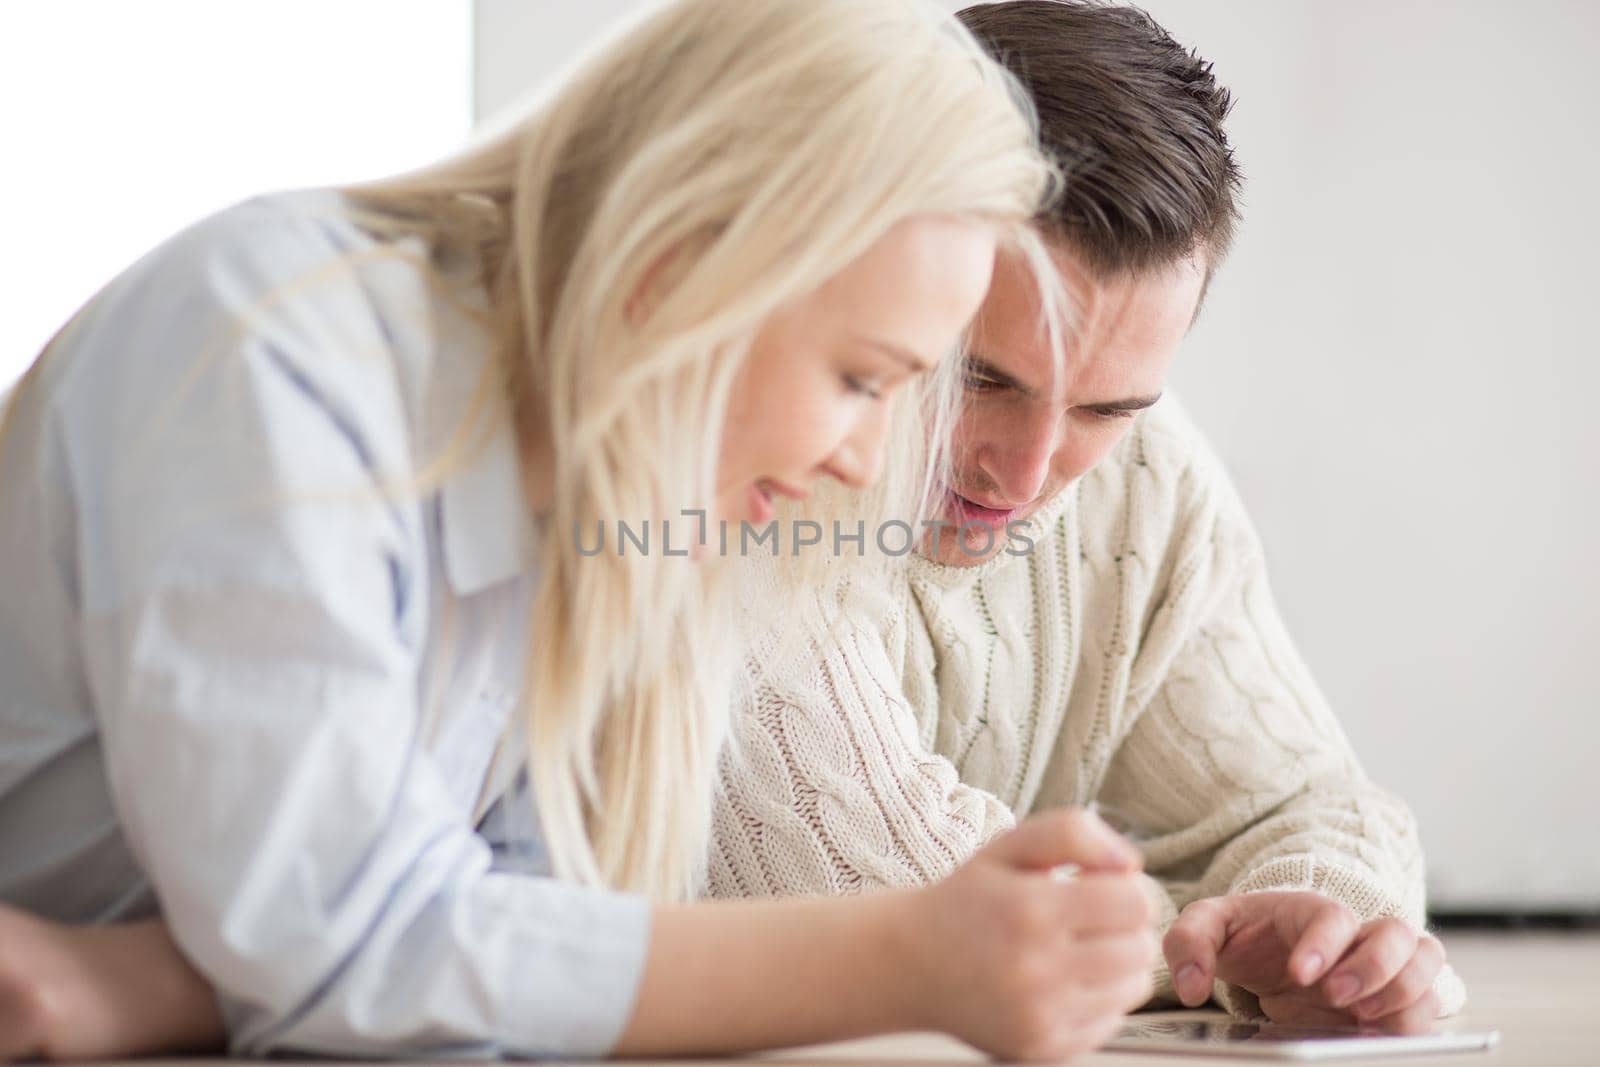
[341,0,1064,901]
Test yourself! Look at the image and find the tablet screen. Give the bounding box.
[1106,1018,1500,1060]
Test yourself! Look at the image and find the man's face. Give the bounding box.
[928,241,1208,566]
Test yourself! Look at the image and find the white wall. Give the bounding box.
[1,1,473,392]
[1133,0,1600,910]
[474,1,1600,909]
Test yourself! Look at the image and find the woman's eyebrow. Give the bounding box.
[853,336,935,373]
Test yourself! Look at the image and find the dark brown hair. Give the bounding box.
[958,1,1242,274]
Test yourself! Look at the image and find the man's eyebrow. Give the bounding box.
[854,336,935,373]
[966,353,1163,413]
[1082,393,1164,413]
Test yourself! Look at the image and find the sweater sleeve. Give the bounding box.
[1094,455,1465,1019]
[704,621,1015,899]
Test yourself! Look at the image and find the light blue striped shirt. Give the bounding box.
[0,190,650,1057]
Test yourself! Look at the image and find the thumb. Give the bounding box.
[979,808,1142,874]
[1164,896,1237,1007]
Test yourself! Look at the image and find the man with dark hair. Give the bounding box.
[711,0,1464,1034]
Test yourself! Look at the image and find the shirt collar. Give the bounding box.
[421,270,540,597]
[439,415,540,595]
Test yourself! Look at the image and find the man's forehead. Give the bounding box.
[969,243,1204,397]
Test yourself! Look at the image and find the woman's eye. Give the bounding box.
[843,375,884,400]
[1085,407,1137,421]
[963,373,1003,393]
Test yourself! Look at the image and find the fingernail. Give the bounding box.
[1300,951,1325,983]
[1353,995,1383,1018]
[1327,974,1360,1007]
[1176,963,1204,1001]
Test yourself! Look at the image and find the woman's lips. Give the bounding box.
[747,481,776,524]
[745,479,805,524]
[946,490,1018,528]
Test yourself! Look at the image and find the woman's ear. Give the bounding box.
[624,241,691,326]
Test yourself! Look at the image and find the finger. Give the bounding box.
[1163,897,1232,1007]
[1066,928,1161,985]
[982,809,1141,874]
[1319,918,1418,1009]
[1055,967,1157,1030]
[1350,934,1445,1021]
[1059,873,1159,936]
[1257,991,1359,1029]
[0,988,48,1061]
[1286,900,1361,987]
[1074,1003,1138,1052]
[1365,989,1440,1036]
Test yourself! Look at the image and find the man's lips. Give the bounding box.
[946,489,1020,528]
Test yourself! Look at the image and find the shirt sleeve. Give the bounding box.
[62,201,651,1058]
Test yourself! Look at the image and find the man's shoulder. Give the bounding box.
[1077,394,1228,515]
[1032,393,1263,583]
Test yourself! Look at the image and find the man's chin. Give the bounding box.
[918,506,1036,567]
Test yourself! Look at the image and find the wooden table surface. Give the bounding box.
[113,931,1598,1067]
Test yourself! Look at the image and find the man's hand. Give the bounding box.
[1163,892,1445,1033]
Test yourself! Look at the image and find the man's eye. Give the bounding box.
[1085,407,1137,421]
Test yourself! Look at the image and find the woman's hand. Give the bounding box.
[0,905,224,1061]
[0,811,1155,1063]
[898,809,1159,1061]
[617,807,1155,1061]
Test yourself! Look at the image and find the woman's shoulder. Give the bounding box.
[40,188,459,442]
[90,188,425,348]
[19,189,481,543]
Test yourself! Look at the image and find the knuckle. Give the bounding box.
[1012,999,1062,1052]
[1356,988,1397,1019]
[1377,916,1414,938]
[1081,1012,1126,1052]
[1002,890,1054,942]
[1123,967,1157,1010]
[0,979,57,1058]
[1093,875,1148,920]
[1392,967,1430,1005]
[1375,918,1419,956]
[1098,931,1151,976]
[1059,807,1096,831]
[1122,928,1159,972]
[1326,900,1359,930]
[1011,949,1059,999]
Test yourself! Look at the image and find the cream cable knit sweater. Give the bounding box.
[706,397,1465,1019]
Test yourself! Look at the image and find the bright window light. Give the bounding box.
[0,1,473,390]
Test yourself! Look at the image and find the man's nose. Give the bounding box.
[975,404,1059,505]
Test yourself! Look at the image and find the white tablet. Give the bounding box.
[1105,1018,1500,1060]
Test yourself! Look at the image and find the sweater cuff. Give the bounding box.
[1140,875,1186,1008]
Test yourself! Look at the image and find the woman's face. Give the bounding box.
[718,216,998,526]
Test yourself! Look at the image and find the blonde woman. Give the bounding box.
[0,0,1160,1060]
